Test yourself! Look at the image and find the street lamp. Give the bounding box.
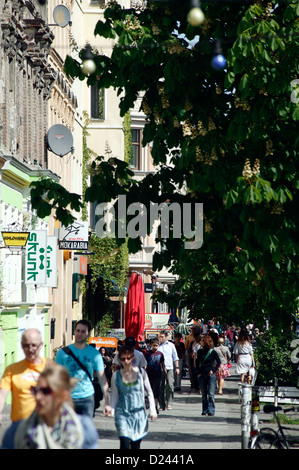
[187,0,205,27]
[81,44,96,76]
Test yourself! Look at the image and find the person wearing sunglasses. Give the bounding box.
[0,329,48,427]
[1,364,99,449]
[110,345,157,449]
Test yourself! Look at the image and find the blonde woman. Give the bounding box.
[215,337,231,394]
[2,364,99,449]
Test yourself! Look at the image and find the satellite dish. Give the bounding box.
[47,124,74,157]
[53,5,71,28]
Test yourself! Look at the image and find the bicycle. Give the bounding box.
[250,404,299,449]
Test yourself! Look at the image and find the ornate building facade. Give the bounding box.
[0,0,57,376]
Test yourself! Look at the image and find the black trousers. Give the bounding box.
[119,437,142,449]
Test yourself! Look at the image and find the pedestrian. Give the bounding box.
[137,341,146,352]
[185,325,200,391]
[110,345,157,449]
[174,332,185,391]
[234,327,255,383]
[55,319,111,418]
[145,338,168,414]
[215,321,223,337]
[184,324,197,352]
[158,330,180,410]
[192,332,203,367]
[100,347,113,387]
[196,335,221,416]
[113,336,147,370]
[208,328,219,347]
[0,328,48,426]
[187,326,202,393]
[225,325,236,361]
[214,337,231,394]
[1,363,99,449]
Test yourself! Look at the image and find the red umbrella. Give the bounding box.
[125,272,145,342]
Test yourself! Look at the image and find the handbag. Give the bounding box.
[139,367,150,409]
[62,347,103,409]
[248,365,256,382]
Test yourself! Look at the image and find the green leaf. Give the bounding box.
[239,73,249,92]
[94,19,116,39]
[292,106,299,121]
[262,49,273,63]
[269,34,279,51]
[244,185,263,204]
[224,70,235,88]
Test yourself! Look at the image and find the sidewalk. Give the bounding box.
[94,365,242,449]
[0,365,243,449]
[1,366,298,451]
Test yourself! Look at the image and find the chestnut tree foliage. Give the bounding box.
[31,0,299,330]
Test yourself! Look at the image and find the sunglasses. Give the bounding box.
[120,356,133,361]
[30,386,53,396]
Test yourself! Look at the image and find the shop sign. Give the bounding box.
[89,337,118,349]
[58,221,88,250]
[46,236,57,287]
[144,283,153,293]
[74,255,88,275]
[144,313,170,330]
[25,230,47,284]
[1,231,29,247]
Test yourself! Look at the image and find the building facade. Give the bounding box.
[46,0,85,352]
[0,0,85,375]
[70,0,176,325]
[0,0,56,380]
[0,0,176,386]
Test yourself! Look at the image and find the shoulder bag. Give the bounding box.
[196,348,213,372]
[63,347,103,409]
[139,367,150,409]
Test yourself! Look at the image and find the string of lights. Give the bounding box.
[20,0,299,75]
[79,28,298,75]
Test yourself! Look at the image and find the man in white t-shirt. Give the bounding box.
[113,337,147,370]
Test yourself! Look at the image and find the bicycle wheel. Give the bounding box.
[254,428,285,449]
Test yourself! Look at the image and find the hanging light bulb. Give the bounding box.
[210,40,227,71]
[81,44,96,76]
[187,0,205,27]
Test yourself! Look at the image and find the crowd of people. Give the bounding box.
[0,319,259,449]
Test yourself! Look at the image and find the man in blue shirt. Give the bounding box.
[55,320,111,418]
[158,330,179,410]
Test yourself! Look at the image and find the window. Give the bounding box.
[91,84,105,120]
[130,129,142,169]
[90,0,106,6]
